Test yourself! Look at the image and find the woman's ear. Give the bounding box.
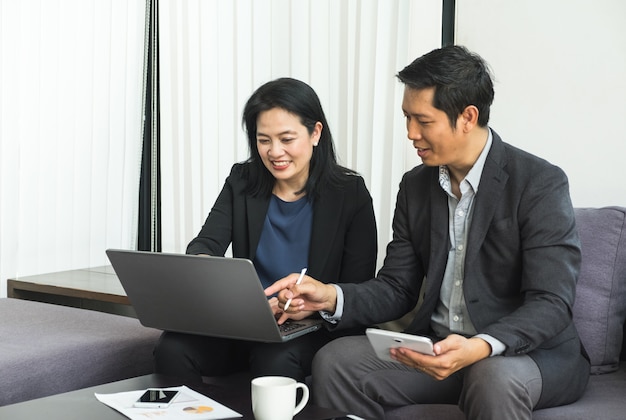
[312,121,323,144]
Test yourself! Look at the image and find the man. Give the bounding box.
[266,45,590,419]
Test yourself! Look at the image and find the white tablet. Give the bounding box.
[366,328,435,361]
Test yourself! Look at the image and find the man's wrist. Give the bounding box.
[325,283,338,313]
[474,333,506,357]
[319,284,344,323]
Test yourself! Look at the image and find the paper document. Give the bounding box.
[95,385,242,419]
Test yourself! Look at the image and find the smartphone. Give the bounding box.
[133,389,180,408]
[366,328,435,361]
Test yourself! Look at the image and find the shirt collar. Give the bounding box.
[439,128,493,193]
[464,128,492,192]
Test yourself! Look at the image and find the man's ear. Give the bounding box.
[459,105,479,132]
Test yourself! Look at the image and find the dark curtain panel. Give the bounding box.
[442,0,456,46]
[138,0,161,251]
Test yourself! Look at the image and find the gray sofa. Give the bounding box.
[386,206,626,420]
[0,298,162,406]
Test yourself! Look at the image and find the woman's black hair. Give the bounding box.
[241,77,355,199]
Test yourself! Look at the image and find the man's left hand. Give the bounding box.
[390,334,491,380]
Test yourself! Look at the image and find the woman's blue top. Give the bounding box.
[254,194,312,290]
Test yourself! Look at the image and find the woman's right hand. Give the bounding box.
[268,296,316,322]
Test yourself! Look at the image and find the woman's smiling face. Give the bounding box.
[256,107,321,191]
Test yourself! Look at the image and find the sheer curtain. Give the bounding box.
[0,0,145,297]
[160,0,441,268]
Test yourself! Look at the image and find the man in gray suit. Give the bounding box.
[266,45,590,419]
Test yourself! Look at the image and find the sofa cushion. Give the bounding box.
[532,362,626,419]
[0,298,162,405]
[573,207,626,374]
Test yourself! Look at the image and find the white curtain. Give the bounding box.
[160,0,441,269]
[0,0,145,297]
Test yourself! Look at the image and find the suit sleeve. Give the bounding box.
[335,176,378,284]
[339,173,426,328]
[186,167,236,256]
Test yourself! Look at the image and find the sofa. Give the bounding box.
[386,206,626,419]
[0,298,162,406]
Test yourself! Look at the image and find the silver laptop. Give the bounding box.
[106,249,323,343]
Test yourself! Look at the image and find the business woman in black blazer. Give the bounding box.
[154,78,377,383]
[186,162,377,289]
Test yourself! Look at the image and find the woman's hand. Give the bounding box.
[267,297,315,321]
[265,273,338,324]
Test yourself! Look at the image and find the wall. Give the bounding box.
[456,0,626,207]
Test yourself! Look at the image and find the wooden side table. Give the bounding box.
[7,266,135,317]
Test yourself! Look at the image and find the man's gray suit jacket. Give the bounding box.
[339,131,590,408]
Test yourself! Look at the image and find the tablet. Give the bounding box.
[366,328,435,361]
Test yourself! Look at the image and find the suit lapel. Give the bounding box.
[426,134,510,297]
[426,171,451,296]
[405,170,449,333]
[309,188,343,274]
[246,194,270,261]
[430,171,449,270]
[465,133,509,265]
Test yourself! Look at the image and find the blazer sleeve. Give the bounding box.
[186,166,238,256]
[335,176,378,285]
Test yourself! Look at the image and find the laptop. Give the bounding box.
[105,249,323,343]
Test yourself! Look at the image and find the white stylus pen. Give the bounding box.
[283,267,307,311]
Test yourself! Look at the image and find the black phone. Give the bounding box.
[133,389,180,408]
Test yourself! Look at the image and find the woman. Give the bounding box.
[154,77,377,382]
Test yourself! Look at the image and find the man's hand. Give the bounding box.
[265,273,338,324]
[390,334,492,380]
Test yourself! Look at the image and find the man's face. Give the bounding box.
[402,86,465,168]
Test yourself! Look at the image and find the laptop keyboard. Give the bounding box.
[279,321,306,333]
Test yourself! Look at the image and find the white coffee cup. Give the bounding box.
[251,376,309,420]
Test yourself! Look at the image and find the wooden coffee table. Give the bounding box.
[0,374,349,419]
